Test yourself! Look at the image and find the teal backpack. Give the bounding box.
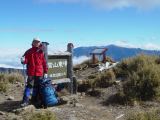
[39,78,58,107]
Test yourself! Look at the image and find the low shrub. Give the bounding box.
[0,82,7,92]
[24,111,57,120]
[77,80,91,93]
[78,69,116,93]
[88,74,97,79]
[103,91,127,105]
[126,109,160,120]
[96,70,116,88]
[0,73,24,92]
[115,54,160,101]
[7,73,24,83]
[0,74,7,92]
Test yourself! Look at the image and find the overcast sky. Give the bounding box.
[0,0,160,67]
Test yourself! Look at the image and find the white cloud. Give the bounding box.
[113,40,136,48]
[36,0,160,10]
[142,43,160,50]
[90,0,160,10]
[0,48,24,56]
[0,64,22,69]
[0,42,160,69]
[73,56,90,65]
[0,48,24,68]
[90,0,130,10]
[113,40,160,50]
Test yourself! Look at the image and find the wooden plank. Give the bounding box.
[51,78,71,84]
[48,55,70,59]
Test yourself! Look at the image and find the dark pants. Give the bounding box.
[22,76,43,104]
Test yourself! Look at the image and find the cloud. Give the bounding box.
[36,0,160,10]
[113,40,160,50]
[142,43,160,50]
[0,56,22,69]
[90,0,160,10]
[0,42,160,69]
[0,64,22,69]
[73,56,90,65]
[113,40,136,48]
[0,48,24,68]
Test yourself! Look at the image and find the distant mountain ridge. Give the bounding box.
[0,67,23,74]
[73,45,160,61]
[1,45,160,73]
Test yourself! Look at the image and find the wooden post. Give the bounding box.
[92,54,96,64]
[42,42,49,64]
[73,76,77,94]
[67,43,74,94]
[102,53,106,63]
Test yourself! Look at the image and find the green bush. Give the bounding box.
[116,54,160,101]
[127,109,160,120]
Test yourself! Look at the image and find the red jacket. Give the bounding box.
[23,47,48,76]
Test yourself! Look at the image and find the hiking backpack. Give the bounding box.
[39,78,58,107]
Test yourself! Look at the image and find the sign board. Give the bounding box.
[48,58,68,80]
[46,43,76,94]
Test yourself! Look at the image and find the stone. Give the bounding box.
[0,111,5,115]
[61,96,70,102]
[75,103,83,107]
[13,105,35,115]
[116,114,124,120]
[7,96,14,100]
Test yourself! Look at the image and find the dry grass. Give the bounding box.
[126,109,160,120]
[115,54,160,102]
[77,69,116,95]
[23,110,57,120]
[0,73,24,92]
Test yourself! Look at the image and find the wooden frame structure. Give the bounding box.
[42,42,76,94]
[90,48,108,64]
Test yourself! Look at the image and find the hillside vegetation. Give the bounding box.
[75,54,160,119]
[76,54,160,103]
[1,54,160,120]
[115,54,160,102]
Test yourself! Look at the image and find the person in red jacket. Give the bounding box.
[21,38,48,107]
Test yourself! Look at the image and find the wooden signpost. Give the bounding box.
[42,42,76,94]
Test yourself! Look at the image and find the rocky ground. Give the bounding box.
[0,81,160,120]
[0,64,160,120]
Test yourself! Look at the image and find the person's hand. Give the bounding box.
[44,74,48,79]
[21,57,25,64]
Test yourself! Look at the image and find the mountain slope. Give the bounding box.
[73,45,160,61]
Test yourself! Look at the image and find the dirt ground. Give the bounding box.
[0,81,160,120]
[0,65,160,120]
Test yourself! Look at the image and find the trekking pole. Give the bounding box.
[22,64,27,86]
